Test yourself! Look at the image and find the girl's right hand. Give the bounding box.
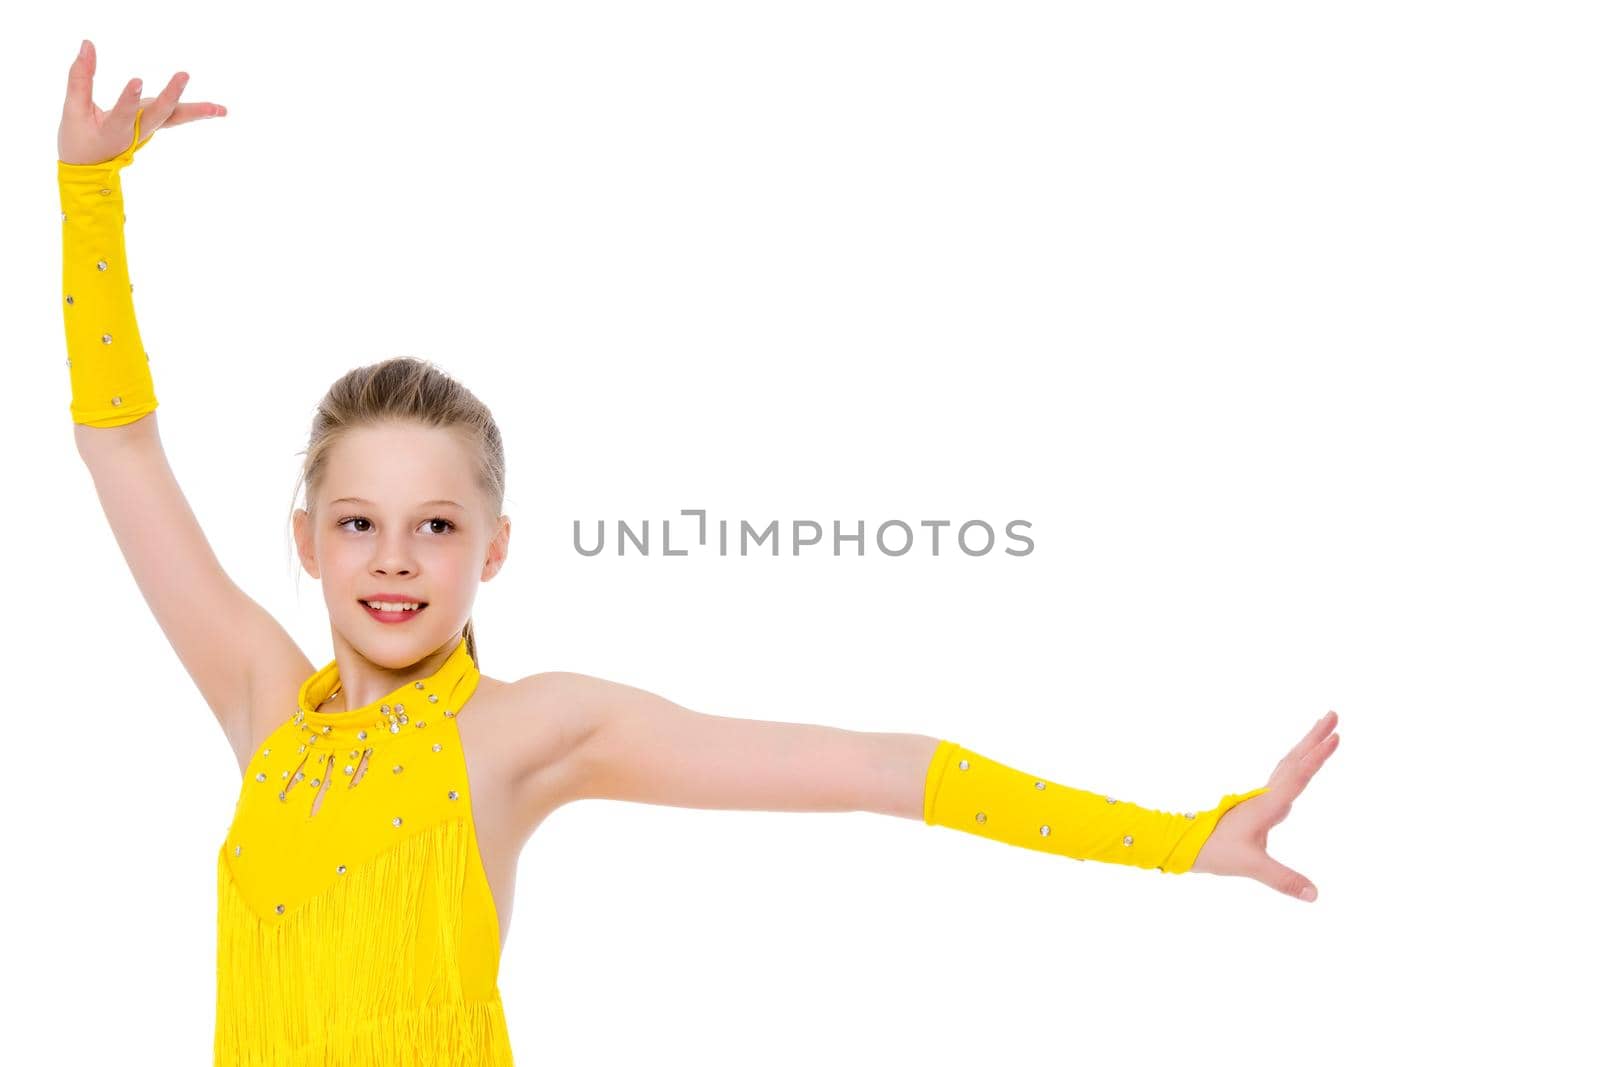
[58,39,226,166]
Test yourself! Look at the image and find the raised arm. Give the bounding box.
[60,42,309,774]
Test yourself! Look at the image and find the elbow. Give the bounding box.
[857,732,945,820]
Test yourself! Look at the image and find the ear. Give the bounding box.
[292,507,321,579]
[481,515,511,582]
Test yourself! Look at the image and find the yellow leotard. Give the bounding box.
[216,635,515,1065]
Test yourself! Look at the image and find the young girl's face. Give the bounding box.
[292,422,508,663]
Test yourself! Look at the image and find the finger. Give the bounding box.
[1247,852,1318,902]
[135,72,191,139]
[1301,730,1339,779]
[64,39,96,116]
[156,100,228,128]
[1267,730,1340,806]
[107,75,145,133]
[1270,711,1336,781]
[1284,710,1338,766]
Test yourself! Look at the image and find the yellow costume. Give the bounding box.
[923,739,1269,872]
[58,108,159,427]
[217,634,514,1065]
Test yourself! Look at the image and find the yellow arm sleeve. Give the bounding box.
[922,739,1270,875]
[59,107,158,428]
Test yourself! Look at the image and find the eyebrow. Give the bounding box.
[330,497,466,510]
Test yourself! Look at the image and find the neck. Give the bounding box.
[322,628,466,713]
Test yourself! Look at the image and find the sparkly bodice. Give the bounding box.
[214,635,515,1066]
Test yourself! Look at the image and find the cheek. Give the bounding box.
[316,542,364,580]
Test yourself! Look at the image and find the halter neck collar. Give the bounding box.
[293,635,478,746]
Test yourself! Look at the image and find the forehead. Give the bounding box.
[320,424,478,502]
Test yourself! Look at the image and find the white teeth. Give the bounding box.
[364,601,423,612]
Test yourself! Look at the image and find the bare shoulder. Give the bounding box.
[456,671,606,818]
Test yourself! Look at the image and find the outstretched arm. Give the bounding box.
[531,671,1336,900]
[536,670,940,817]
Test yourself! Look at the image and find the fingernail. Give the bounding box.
[79,40,89,59]
[1299,886,1317,901]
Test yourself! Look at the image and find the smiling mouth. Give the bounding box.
[360,600,429,612]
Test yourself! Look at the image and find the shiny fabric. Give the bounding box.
[58,107,159,427]
[923,738,1270,874]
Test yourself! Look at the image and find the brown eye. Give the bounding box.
[336,516,455,534]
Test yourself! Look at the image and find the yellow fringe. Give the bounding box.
[214,815,515,1066]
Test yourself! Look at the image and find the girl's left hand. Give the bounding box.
[1191,711,1339,901]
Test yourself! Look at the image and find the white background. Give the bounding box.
[5,2,1597,1063]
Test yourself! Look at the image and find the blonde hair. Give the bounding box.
[287,356,506,668]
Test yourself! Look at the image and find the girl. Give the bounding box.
[58,39,1338,1067]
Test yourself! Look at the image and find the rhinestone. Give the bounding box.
[262,748,271,757]
[381,704,390,713]
[275,904,285,914]
[428,694,438,703]
[392,816,403,827]
[414,681,425,689]
[281,770,289,779]
[349,749,359,758]
[1039,825,1051,836]
[233,844,241,857]
[415,721,425,728]
[278,790,286,801]
[95,259,108,271]
[343,764,354,775]
[443,709,455,718]
[958,759,970,771]
[293,771,304,782]
[1183,812,1195,819]
[432,743,442,753]
[322,725,332,734]
[1034,781,1045,790]
[1123,835,1135,846]
[297,744,306,754]
[101,333,113,344]
[396,703,404,714]
[447,791,458,801]
[975,812,986,823]
[392,764,404,774]
[311,778,321,787]
[98,187,111,196]
[358,730,367,741]
[336,865,347,875]
[111,395,122,406]
[389,722,401,734]
[65,294,74,305]
[1106,797,1118,804]
[255,772,266,782]
[61,211,67,221]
